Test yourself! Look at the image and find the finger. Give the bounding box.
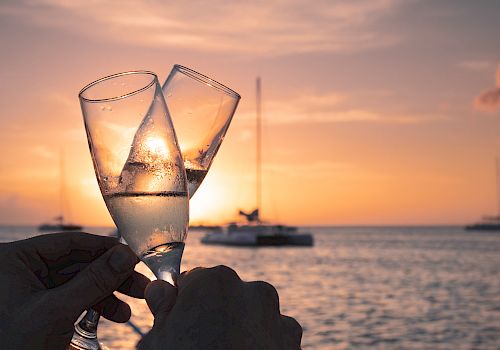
[144,280,177,319]
[177,266,206,290]
[37,258,148,292]
[41,261,91,288]
[281,315,303,349]
[177,265,241,293]
[17,232,119,270]
[179,266,204,278]
[94,294,132,323]
[117,271,150,298]
[47,244,138,320]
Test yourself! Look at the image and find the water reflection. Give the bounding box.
[94,226,500,349]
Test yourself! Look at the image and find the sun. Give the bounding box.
[144,136,169,158]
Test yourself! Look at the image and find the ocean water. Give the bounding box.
[1,226,499,349]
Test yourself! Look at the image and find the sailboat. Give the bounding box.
[38,153,83,232]
[465,158,500,231]
[201,78,314,246]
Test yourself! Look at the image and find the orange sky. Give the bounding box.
[1,0,500,226]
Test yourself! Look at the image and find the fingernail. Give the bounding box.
[108,245,136,273]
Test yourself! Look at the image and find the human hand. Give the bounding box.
[137,266,302,350]
[0,232,150,350]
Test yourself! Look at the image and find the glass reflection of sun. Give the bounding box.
[144,136,169,158]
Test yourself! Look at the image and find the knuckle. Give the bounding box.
[210,265,240,282]
[251,280,280,311]
[282,315,303,339]
[281,315,303,345]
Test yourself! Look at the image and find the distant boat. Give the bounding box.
[201,210,314,246]
[39,215,82,232]
[465,215,500,231]
[38,152,83,232]
[202,78,314,247]
[466,158,500,231]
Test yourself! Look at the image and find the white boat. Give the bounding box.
[201,221,314,247]
[202,79,314,247]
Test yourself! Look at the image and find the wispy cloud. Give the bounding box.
[264,161,358,179]
[474,63,500,113]
[0,0,402,56]
[31,145,56,159]
[458,60,494,72]
[238,91,449,124]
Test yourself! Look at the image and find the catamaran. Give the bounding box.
[201,78,314,247]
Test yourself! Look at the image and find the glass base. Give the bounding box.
[141,242,185,285]
[68,310,101,350]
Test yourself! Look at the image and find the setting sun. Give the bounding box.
[144,136,169,159]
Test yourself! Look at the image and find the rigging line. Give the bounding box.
[260,88,280,223]
[60,149,74,223]
[59,149,64,223]
[256,77,262,222]
[496,157,500,218]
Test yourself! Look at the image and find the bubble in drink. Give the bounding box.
[116,100,184,194]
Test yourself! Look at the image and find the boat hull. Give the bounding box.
[465,224,500,231]
[38,224,83,232]
[201,231,314,247]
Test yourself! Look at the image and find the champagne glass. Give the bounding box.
[162,64,240,198]
[70,71,188,349]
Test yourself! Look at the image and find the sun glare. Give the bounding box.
[144,136,169,158]
[189,174,235,224]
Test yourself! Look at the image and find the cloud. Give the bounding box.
[31,145,56,159]
[264,161,357,178]
[0,0,403,56]
[474,63,500,113]
[238,91,449,125]
[458,60,494,72]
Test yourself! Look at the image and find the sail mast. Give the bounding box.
[496,157,500,220]
[256,77,262,222]
[59,150,64,225]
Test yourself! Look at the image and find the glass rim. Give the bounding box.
[173,64,241,100]
[79,70,158,103]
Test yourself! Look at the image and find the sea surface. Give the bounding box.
[1,226,499,349]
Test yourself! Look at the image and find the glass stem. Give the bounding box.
[77,309,100,335]
[69,309,101,350]
[141,242,185,285]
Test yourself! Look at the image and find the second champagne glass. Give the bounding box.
[162,65,240,198]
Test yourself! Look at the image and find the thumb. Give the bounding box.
[48,244,138,319]
[145,280,177,320]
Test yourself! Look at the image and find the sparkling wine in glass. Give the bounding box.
[80,70,188,280]
[162,65,240,198]
[70,71,188,349]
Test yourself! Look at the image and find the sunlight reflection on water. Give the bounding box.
[96,227,500,349]
[1,226,499,349]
